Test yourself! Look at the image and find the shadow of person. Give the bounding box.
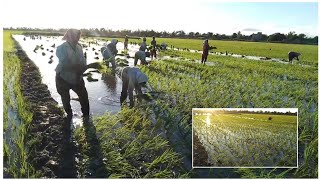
[58,117,78,178]
[81,118,109,178]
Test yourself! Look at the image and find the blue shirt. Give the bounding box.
[139,42,147,51]
[55,42,86,84]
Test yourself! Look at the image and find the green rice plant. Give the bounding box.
[3,30,39,178]
[139,54,317,177]
[74,107,188,178]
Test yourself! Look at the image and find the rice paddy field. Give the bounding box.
[193,111,297,167]
[3,30,318,178]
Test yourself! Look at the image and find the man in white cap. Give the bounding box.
[119,67,149,107]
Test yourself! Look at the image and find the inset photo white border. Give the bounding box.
[192,108,298,168]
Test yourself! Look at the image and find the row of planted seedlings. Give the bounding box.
[73,104,189,177]
[139,52,317,177]
[3,31,39,177]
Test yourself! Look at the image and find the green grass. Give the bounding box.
[3,30,38,178]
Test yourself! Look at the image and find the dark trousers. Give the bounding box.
[151,49,157,58]
[120,70,134,107]
[120,77,129,106]
[56,74,90,117]
[201,53,208,64]
[134,58,148,66]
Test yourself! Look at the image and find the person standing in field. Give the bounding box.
[201,39,210,64]
[101,39,118,70]
[150,36,157,60]
[139,37,147,51]
[134,37,148,66]
[55,29,90,123]
[124,35,129,50]
[119,67,149,108]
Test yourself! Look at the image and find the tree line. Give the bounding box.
[5,27,318,45]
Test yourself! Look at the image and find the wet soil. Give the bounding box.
[15,45,78,178]
[192,133,211,167]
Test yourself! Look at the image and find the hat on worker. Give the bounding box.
[111,39,118,45]
[62,29,81,42]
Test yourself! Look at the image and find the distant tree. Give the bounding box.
[187,32,193,38]
[237,31,242,39]
[268,33,286,42]
[231,33,237,39]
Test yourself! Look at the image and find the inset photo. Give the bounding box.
[192,108,298,168]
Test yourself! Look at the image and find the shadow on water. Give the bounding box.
[101,73,117,95]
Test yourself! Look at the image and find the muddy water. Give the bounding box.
[13,35,152,123]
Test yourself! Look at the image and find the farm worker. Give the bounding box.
[101,39,118,70]
[133,37,149,66]
[201,39,210,64]
[150,36,157,60]
[124,35,129,50]
[119,67,149,108]
[288,51,301,63]
[134,50,148,66]
[161,42,167,50]
[139,37,147,51]
[55,29,90,122]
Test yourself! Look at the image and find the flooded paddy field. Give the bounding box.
[4,32,318,178]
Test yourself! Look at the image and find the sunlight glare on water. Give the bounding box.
[206,114,210,127]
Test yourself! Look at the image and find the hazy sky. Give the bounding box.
[2,0,318,37]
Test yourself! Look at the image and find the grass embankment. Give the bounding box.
[3,30,38,177]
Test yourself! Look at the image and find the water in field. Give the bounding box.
[168,46,311,66]
[13,35,152,121]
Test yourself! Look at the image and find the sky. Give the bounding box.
[1,0,318,37]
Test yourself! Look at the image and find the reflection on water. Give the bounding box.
[101,74,117,95]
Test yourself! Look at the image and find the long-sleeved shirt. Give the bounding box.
[139,42,147,51]
[107,43,118,55]
[151,39,156,46]
[55,42,87,84]
[121,67,148,104]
